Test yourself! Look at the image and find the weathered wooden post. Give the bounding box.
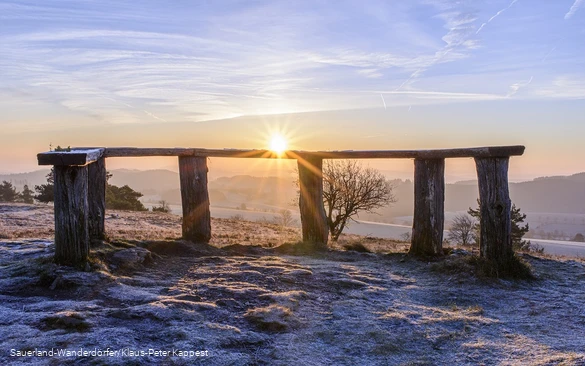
[409,158,445,257]
[88,158,106,242]
[37,148,105,267]
[474,157,513,264]
[297,155,328,247]
[179,156,211,242]
[53,165,90,266]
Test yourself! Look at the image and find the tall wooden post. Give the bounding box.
[88,158,106,242]
[297,155,328,247]
[474,157,513,263]
[179,156,211,243]
[409,158,445,257]
[54,165,90,267]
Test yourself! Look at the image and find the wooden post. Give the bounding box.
[179,156,211,242]
[88,158,106,242]
[297,156,328,246]
[54,165,90,267]
[474,157,513,263]
[409,158,445,257]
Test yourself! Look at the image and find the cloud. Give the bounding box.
[358,69,383,79]
[1,0,582,128]
[535,76,585,99]
[565,0,583,19]
[368,89,504,101]
[476,0,518,34]
[395,3,479,90]
[507,76,533,97]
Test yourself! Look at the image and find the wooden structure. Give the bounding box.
[38,145,524,266]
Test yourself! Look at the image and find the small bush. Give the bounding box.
[152,200,171,213]
[342,241,371,253]
[106,184,147,211]
[41,312,91,332]
[0,224,9,239]
[472,255,533,279]
[431,254,533,280]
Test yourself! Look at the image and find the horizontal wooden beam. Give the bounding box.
[99,146,525,160]
[38,148,105,166]
[36,146,525,165]
[103,147,284,159]
[298,146,525,159]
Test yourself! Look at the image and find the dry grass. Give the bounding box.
[431,254,534,279]
[0,203,410,254]
[332,234,408,253]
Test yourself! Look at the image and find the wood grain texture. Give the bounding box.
[54,165,89,266]
[88,158,106,242]
[298,156,328,246]
[409,159,445,257]
[179,156,211,243]
[100,146,525,159]
[475,157,513,263]
[38,148,105,166]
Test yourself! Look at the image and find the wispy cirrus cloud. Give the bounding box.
[535,76,585,99]
[0,0,583,130]
[565,0,583,19]
[396,1,480,90]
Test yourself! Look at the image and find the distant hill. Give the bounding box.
[2,168,584,215]
[107,169,180,194]
[0,169,50,190]
[363,172,585,218]
[447,172,585,214]
[532,172,585,182]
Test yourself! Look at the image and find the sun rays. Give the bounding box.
[269,134,287,155]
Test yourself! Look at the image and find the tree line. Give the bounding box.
[0,169,149,211]
[0,181,34,203]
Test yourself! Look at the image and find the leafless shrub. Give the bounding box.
[447,214,476,246]
[272,209,297,227]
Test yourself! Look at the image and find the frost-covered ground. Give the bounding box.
[1,204,585,365]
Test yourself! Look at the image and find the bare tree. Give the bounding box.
[273,209,297,227]
[447,214,476,246]
[323,160,396,241]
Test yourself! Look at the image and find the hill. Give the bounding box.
[2,169,585,215]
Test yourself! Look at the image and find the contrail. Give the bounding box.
[565,0,583,19]
[143,110,168,123]
[103,96,168,123]
[542,46,556,62]
[476,0,518,34]
[380,93,387,110]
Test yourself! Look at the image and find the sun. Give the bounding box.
[269,134,287,155]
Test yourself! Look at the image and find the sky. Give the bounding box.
[0,0,584,180]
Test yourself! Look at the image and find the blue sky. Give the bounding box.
[0,0,584,177]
